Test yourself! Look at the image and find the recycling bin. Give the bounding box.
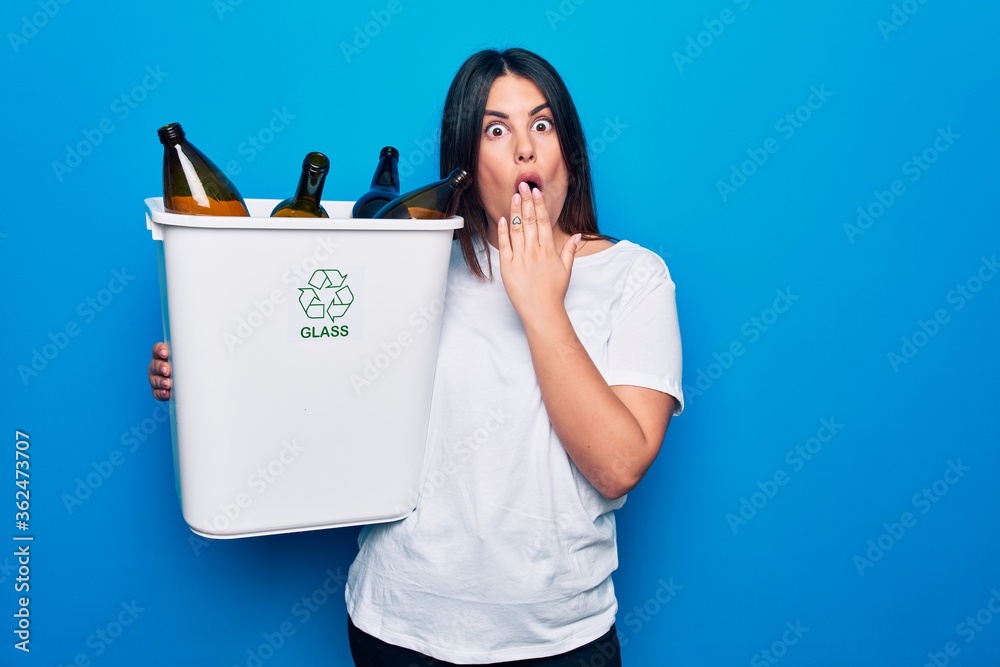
[145,197,462,538]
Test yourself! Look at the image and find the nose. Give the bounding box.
[515,134,535,163]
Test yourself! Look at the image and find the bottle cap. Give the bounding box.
[451,168,472,189]
[157,122,185,144]
[380,146,399,158]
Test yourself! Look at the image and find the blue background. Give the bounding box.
[2,0,999,665]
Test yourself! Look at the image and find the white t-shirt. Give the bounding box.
[345,238,683,664]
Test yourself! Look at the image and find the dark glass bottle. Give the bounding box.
[158,122,249,216]
[271,152,330,218]
[372,168,472,220]
[352,146,400,218]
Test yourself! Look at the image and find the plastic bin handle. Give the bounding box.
[146,213,164,241]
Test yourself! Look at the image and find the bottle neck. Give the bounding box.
[295,153,329,203]
[446,169,471,193]
[371,148,400,191]
[295,170,324,203]
[443,169,472,217]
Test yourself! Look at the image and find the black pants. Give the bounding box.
[348,616,622,667]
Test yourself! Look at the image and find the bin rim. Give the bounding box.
[144,197,465,232]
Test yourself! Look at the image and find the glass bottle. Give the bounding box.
[158,122,249,216]
[271,152,330,218]
[352,146,400,218]
[372,168,472,220]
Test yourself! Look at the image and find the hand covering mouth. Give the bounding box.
[514,172,542,193]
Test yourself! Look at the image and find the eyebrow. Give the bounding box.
[483,102,550,120]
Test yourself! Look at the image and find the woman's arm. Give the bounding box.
[497,184,677,499]
[520,311,676,499]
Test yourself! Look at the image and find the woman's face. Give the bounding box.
[476,75,570,231]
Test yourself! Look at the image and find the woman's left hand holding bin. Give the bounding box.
[148,342,172,401]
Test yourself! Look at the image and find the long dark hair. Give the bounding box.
[440,48,607,280]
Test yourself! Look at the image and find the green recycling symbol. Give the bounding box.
[298,269,354,321]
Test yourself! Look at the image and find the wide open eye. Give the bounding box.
[532,118,553,133]
[484,122,509,139]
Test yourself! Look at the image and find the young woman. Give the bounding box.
[149,48,683,666]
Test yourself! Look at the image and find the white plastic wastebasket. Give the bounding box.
[145,197,462,539]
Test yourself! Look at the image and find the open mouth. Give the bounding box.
[515,173,542,194]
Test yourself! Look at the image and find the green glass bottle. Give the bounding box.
[372,168,472,220]
[158,122,249,216]
[352,146,400,218]
[271,152,330,218]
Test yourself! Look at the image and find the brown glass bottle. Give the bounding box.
[158,122,249,216]
[372,168,472,219]
[271,152,330,218]
[352,146,400,218]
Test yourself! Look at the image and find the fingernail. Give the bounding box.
[513,193,521,205]
[499,217,506,227]
[532,187,542,199]
[161,365,168,374]
[518,181,529,193]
